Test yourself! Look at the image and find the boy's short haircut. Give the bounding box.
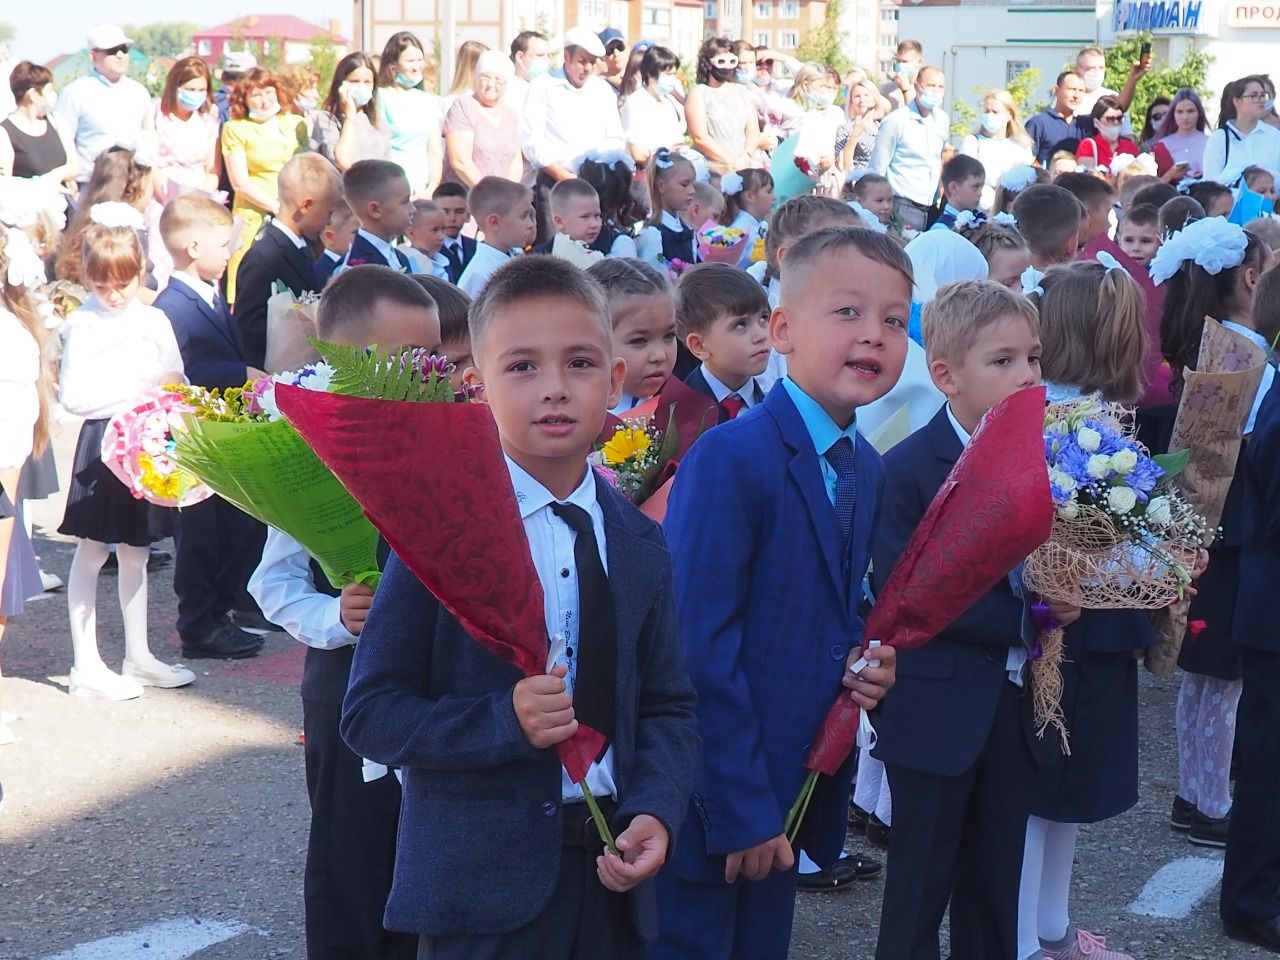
[922,279,1039,365]
[764,195,857,276]
[676,262,770,339]
[432,181,469,202]
[469,255,609,361]
[549,178,600,216]
[1133,182,1179,211]
[343,159,409,209]
[941,153,985,188]
[468,176,534,222]
[1054,171,1115,209]
[1186,180,1232,212]
[411,198,441,222]
[1119,174,1162,208]
[158,193,234,257]
[586,258,671,315]
[1245,215,1280,252]
[1253,266,1280,347]
[317,264,437,340]
[1012,184,1083,260]
[1159,195,1206,236]
[1119,203,1159,230]
[328,200,357,230]
[411,274,472,344]
[1244,165,1273,188]
[781,226,913,304]
[1048,149,1078,171]
[691,180,721,210]
[278,152,342,205]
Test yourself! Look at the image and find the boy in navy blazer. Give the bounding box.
[341,256,699,959]
[339,159,414,274]
[434,181,477,283]
[870,281,1074,960]
[654,228,904,960]
[156,195,268,660]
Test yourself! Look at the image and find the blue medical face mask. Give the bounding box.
[917,90,943,112]
[177,88,207,111]
[981,111,1004,134]
[528,59,551,78]
[396,72,418,89]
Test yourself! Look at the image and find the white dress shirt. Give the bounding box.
[1202,121,1280,186]
[636,210,690,267]
[58,297,185,420]
[350,228,403,271]
[458,242,512,297]
[0,308,40,470]
[167,270,217,309]
[520,72,624,173]
[506,455,618,802]
[399,244,450,280]
[55,71,152,182]
[868,101,949,207]
[1221,320,1276,434]
[700,364,763,408]
[272,218,307,250]
[248,527,359,651]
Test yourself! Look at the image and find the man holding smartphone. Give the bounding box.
[1075,45,1150,135]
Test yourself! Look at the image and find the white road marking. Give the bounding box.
[41,917,253,960]
[1128,855,1224,920]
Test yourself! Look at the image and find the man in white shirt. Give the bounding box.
[869,66,949,233]
[505,30,550,112]
[520,27,625,243]
[56,24,152,184]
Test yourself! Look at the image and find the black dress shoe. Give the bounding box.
[1189,809,1229,848]
[148,548,172,571]
[1224,915,1280,952]
[230,609,284,635]
[849,803,870,833]
[796,853,881,891]
[181,623,264,660]
[866,814,890,849]
[1170,794,1194,832]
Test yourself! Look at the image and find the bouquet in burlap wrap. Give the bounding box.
[1145,320,1267,677]
[1023,397,1209,751]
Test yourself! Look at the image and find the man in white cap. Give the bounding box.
[216,51,258,124]
[520,26,624,244]
[55,24,152,183]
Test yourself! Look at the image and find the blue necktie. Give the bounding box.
[825,436,857,547]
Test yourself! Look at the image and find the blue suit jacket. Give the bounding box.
[870,406,1056,776]
[1235,380,1280,652]
[154,280,247,390]
[663,383,883,880]
[314,251,341,287]
[341,475,699,938]
[341,231,411,272]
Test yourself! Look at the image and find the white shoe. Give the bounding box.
[122,659,196,689]
[68,666,144,701]
[39,570,64,593]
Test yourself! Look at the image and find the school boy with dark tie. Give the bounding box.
[340,159,415,273]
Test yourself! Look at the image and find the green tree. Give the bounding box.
[308,32,340,92]
[126,22,198,58]
[1097,33,1212,132]
[796,0,851,76]
[950,67,1043,138]
[258,35,286,72]
[0,22,15,45]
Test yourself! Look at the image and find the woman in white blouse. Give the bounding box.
[788,64,845,182]
[621,46,686,166]
[958,89,1034,212]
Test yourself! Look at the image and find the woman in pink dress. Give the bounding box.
[146,56,220,203]
[442,50,521,186]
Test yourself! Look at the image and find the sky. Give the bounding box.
[5,1,354,64]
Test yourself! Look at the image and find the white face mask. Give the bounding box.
[655,74,679,96]
[349,85,373,108]
[249,102,281,123]
[806,89,837,108]
[1082,68,1105,92]
[1097,120,1121,142]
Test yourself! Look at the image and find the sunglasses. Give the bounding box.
[711,56,739,68]
[1100,115,1123,123]
[97,44,130,56]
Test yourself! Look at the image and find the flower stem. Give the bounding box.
[580,780,619,855]
[783,771,819,845]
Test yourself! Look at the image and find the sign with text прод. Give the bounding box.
[1228,2,1280,26]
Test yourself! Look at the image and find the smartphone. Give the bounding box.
[1140,41,1151,56]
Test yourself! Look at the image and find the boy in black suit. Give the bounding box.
[341,256,700,959]
[233,153,342,368]
[156,195,269,660]
[871,281,1078,960]
[341,159,414,272]
[676,264,771,421]
[434,181,476,283]
[315,201,356,287]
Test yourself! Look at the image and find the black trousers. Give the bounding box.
[876,682,1037,960]
[533,171,558,247]
[173,495,265,642]
[303,697,416,960]
[417,845,643,960]
[1222,647,1280,926]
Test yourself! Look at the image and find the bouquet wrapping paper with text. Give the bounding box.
[170,367,381,588]
[1145,319,1265,677]
[784,386,1054,841]
[101,388,214,508]
[274,345,610,794]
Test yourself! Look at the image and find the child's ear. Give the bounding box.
[461,365,486,403]
[607,355,627,408]
[768,306,793,356]
[184,238,200,261]
[298,196,314,214]
[929,357,959,397]
[684,330,710,362]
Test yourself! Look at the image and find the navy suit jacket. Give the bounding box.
[870,406,1056,777]
[342,231,411,272]
[233,222,319,369]
[682,368,764,426]
[314,251,341,288]
[442,235,477,284]
[663,383,883,881]
[341,475,699,938]
[154,280,247,390]
[1235,380,1280,652]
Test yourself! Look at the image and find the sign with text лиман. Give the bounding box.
[1113,0,1218,35]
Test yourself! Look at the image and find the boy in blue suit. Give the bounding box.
[341,256,699,959]
[340,159,414,273]
[655,227,905,960]
[870,280,1074,960]
[156,195,268,660]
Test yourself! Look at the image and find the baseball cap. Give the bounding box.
[87,25,132,52]
[598,28,626,53]
[222,51,258,74]
[563,26,606,59]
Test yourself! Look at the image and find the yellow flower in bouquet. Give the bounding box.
[601,427,652,467]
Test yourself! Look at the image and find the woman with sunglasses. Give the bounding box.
[1075,95,1138,176]
[684,36,761,176]
[1203,75,1280,187]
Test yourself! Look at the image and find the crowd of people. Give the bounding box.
[1,17,1280,960]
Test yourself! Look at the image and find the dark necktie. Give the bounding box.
[443,242,464,283]
[825,436,858,547]
[720,392,746,420]
[549,502,617,748]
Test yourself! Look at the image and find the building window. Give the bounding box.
[197,39,212,56]
[780,30,798,48]
[1006,60,1031,85]
[756,30,772,46]
[781,0,799,17]
[644,4,672,25]
[705,1,718,16]
[756,2,773,18]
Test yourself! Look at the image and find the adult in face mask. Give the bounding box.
[867,65,949,233]
[444,50,522,186]
[0,59,79,186]
[1075,45,1148,131]
[220,68,308,303]
[788,63,844,176]
[880,38,924,110]
[684,36,761,175]
[311,52,390,173]
[621,45,688,166]
[505,30,551,112]
[958,89,1034,211]
[1076,95,1139,176]
[146,55,220,202]
[375,31,443,198]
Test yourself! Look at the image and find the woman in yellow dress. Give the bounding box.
[220,68,307,303]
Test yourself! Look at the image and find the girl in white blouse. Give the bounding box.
[57,213,194,701]
[719,168,775,268]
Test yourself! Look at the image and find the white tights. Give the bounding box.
[1017,816,1079,959]
[67,540,153,672]
[1175,672,1241,819]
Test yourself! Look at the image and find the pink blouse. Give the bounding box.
[152,103,219,200]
